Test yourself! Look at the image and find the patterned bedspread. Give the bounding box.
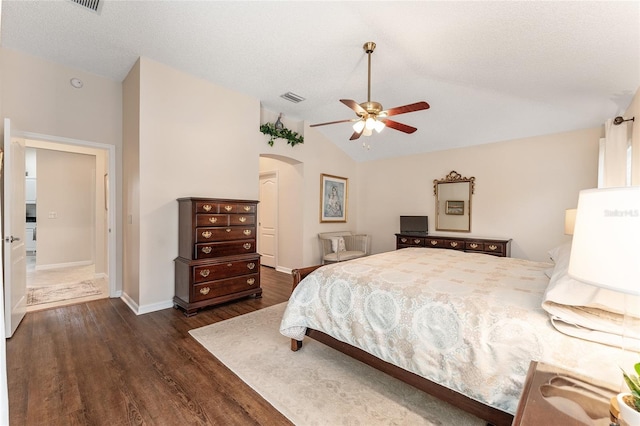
[279,248,636,415]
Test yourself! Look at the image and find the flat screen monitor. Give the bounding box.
[400,216,429,235]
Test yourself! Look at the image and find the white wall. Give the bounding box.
[358,127,601,262]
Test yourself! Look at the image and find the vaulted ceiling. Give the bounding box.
[2,1,639,162]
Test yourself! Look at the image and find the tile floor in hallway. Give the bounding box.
[26,255,109,312]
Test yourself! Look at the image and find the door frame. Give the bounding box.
[258,170,278,268]
[18,130,117,298]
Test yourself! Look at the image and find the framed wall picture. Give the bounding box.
[320,174,348,222]
[446,200,464,215]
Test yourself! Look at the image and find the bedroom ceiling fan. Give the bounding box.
[310,42,430,141]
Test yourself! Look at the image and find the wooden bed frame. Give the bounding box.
[289,265,513,426]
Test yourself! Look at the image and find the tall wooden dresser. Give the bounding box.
[174,197,262,316]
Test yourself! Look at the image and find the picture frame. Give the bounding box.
[446,200,464,215]
[320,174,348,222]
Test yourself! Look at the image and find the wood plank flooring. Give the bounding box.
[6,266,294,426]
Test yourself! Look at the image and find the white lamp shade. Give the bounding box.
[352,120,365,133]
[568,187,640,295]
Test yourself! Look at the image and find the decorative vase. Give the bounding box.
[617,393,640,426]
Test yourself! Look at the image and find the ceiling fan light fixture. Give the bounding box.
[353,120,365,133]
[365,117,377,130]
[363,127,373,137]
[373,120,385,133]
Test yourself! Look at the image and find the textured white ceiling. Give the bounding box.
[2,1,639,162]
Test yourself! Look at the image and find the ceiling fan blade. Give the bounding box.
[340,99,367,115]
[381,101,430,117]
[349,128,364,140]
[310,118,358,127]
[383,119,417,134]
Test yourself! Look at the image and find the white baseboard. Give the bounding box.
[275,265,293,275]
[120,292,174,315]
[35,260,93,271]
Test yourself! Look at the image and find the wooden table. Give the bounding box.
[512,361,619,425]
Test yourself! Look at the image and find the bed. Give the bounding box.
[279,246,639,425]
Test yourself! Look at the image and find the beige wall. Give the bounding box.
[123,57,264,311]
[35,149,94,267]
[25,140,108,274]
[257,110,359,269]
[0,47,123,286]
[122,59,141,304]
[357,127,601,262]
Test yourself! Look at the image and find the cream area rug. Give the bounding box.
[27,280,102,306]
[189,303,485,425]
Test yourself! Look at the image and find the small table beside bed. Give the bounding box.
[279,244,639,425]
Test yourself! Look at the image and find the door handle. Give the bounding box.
[4,236,20,243]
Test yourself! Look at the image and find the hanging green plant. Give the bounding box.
[259,122,304,147]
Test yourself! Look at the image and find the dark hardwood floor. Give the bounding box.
[6,266,294,426]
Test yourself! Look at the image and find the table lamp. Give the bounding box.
[568,187,640,296]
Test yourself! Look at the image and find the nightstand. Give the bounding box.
[512,361,618,425]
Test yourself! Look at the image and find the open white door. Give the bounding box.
[3,118,27,338]
[258,172,277,268]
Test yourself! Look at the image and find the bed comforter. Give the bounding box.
[279,247,637,415]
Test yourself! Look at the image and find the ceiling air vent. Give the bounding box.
[280,92,305,104]
[70,0,101,13]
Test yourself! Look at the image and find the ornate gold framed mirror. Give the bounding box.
[433,171,475,232]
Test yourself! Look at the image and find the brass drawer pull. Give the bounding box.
[208,217,218,224]
[227,263,233,267]
[243,206,251,212]
[199,287,210,295]
[400,238,407,243]
[224,205,233,212]
[469,243,478,249]
[203,204,212,212]
[201,247,212,254]
[226,228,231,233]
[247,262,255,270]
[247,278,255,285]
[488,244,498,251]
[199,269,210,278]
[201,231,212,239]
[239,216,247,223]
[243,229,252,236]
[450,242,458,247]
[413,239,420,244]
[430,240,438,245]
[243,243,252,250]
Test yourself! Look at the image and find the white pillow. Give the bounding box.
[330,237,346,253]
[544,242,640,318]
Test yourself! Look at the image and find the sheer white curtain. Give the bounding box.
[598,118,632,188]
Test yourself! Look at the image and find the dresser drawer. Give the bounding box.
[196,202,256,214]
[465,241,485,252]
[197,214,229,227]
[484,242,505,255]
[195,227,255,242]
[192,274,260,302]
[193,259,259,284]
[195,240,256,259]
[229,214,255,226]
[397,236,425,247]
[427,238,465,250]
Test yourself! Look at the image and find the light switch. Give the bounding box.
[48,211,57,219]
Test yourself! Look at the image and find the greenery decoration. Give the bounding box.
[259,122,304,147]
[622,362,640,412]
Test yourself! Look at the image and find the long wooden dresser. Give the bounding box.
[395,233,512,257]
[174,197,262,316]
